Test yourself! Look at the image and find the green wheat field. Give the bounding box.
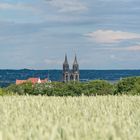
[0,96,140,140]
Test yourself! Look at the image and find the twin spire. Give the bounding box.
[63,54,79,82]
[63,54,78,66]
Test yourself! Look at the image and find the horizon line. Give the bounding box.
[1,68,140,71]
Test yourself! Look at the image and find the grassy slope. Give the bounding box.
[0,96,140,140]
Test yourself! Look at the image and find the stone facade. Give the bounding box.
[63,54,80,83]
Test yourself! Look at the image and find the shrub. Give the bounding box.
[115,77,140,94]
[5,82,33,95]
[83,80,114,96]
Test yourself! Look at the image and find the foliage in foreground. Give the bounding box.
[0,96,140,140]
[2,76,140,96]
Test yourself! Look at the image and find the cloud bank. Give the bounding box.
[85,30,140,44]
[0,0,140,69]
[0,2,34,11]
[46,0,87,12]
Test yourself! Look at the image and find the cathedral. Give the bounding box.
[63,54,80,82]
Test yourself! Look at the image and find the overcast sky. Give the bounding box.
[0,0,140,69]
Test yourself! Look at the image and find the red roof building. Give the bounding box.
[16,78,48,85]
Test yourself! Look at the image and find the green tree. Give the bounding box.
[115,77,140,94]
[83,80,114,96]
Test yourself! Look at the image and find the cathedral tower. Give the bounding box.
[63,54,80,82]
[63,54,70,82]
[72,54,79,82]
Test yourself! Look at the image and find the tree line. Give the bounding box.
[1,76,140,96]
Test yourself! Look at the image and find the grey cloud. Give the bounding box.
[44,0,88,12]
